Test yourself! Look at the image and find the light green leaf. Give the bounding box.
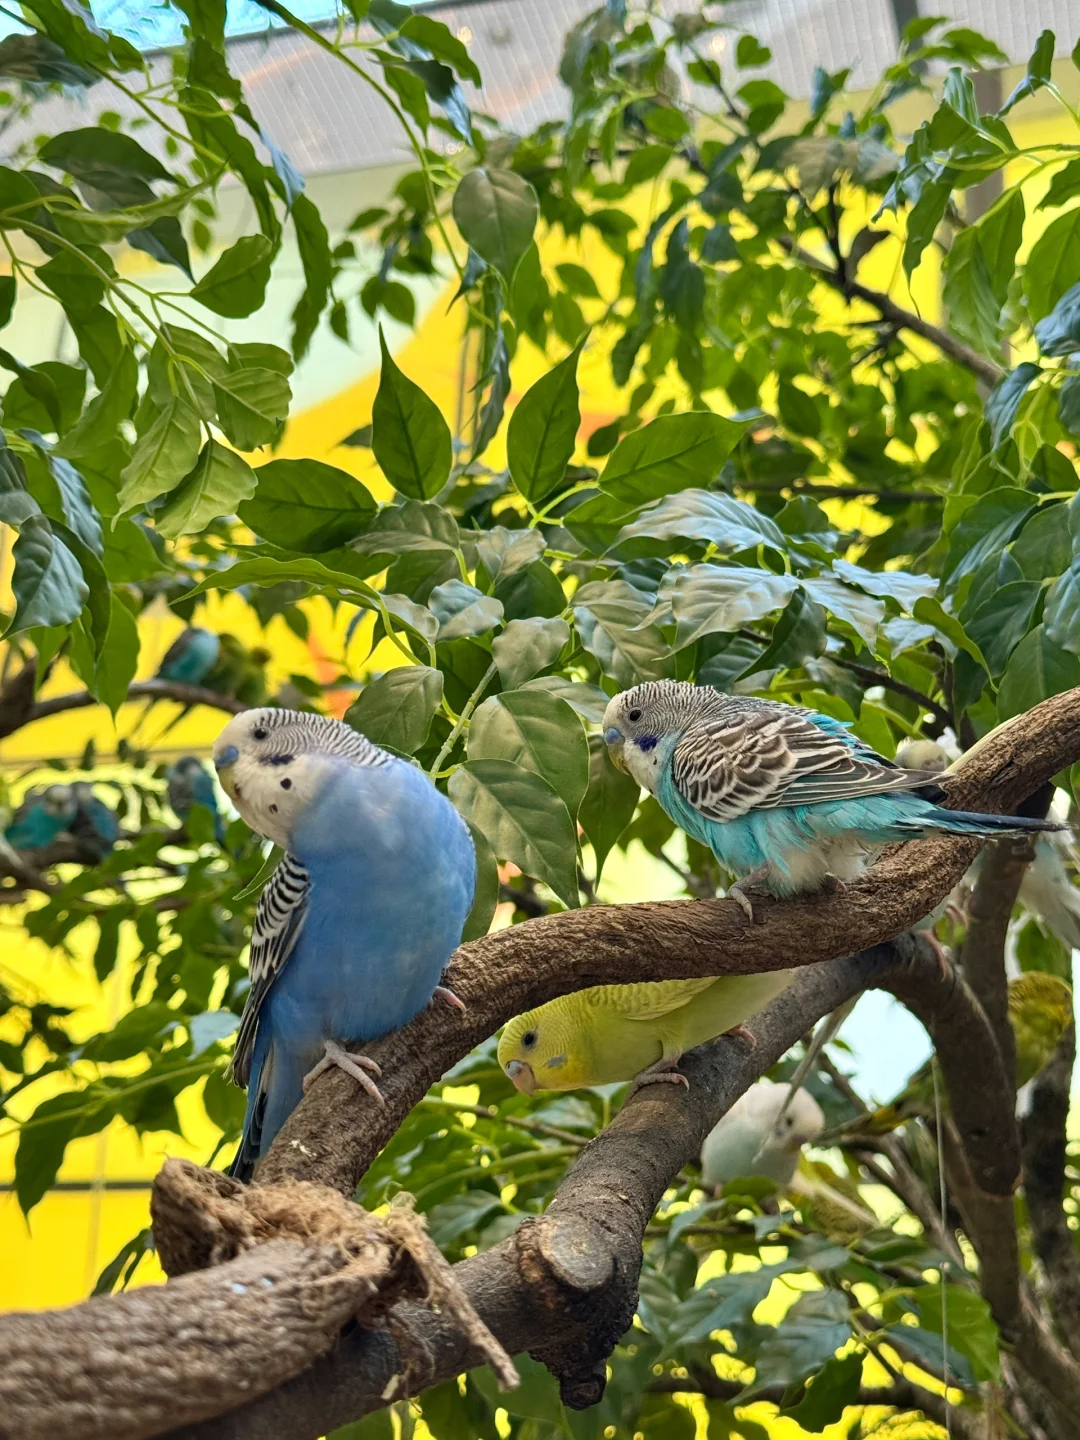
[372,330,453,499]
[95,594,140,717]
[345,665,443,753]
[573,579,674,687]
[460,820,498,943]
[190,234,274,318]
[238,458,375,552]
[492,616,569,689]
[802,575,885,646]
[658,564,798,649]
[831,559,937,608]
[1026,207,1080,322]
[214,367,291,451]
[579,735,640,881]
[451,167,539,281]
[507,342,582,503]
[616,488,785,554]
[155,441,256,539]
[185,554,380,605]
[429,579,503,640]
[599,412,748,506]
[943,225,1002,355]
[468,689,588,817]
[117,398,202,513]
[7,515,88,634]
[448,758,579,908]
[911,1283,1000,1384]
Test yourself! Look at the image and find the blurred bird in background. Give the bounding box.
[156,627,221,687]
[68,782,120,865]
[701,1079,824,1191]
[4,785,78,855]
[167,756,224,842]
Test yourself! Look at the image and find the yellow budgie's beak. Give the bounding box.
[504,1059,537,1095]
[604,726,628,773]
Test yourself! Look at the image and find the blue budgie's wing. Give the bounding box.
[230,853,310,1087]
[671,704,940,823]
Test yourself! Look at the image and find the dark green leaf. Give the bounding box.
[998,624,1080,718]
[1026,208,1080,321]
[986,363,1041,444]
[461,820,498,943]
[372,330,453,499]
[15,1092,97,1217]
[95,594,140,717]
[746,1289,852,1397]
[507,341,582,502]
[1044,558,1080,655]
[7,514,88,634]
[966,580,1042,676]
[448,758,579,908]
[657,564,798,649]
[191,235,274,318]
[291,193,333,361]
[945,489,1036,585]
[468,689,588,817]
[942,226,1001,355]
[0,32,95,85]
[118,398,202,513]
[573,579,674,686]
[156,440,256,539]
[491,616,569,689]
[600,413,748,505]
[579,735,640,881]
[39,126,174,187]
[346,665,443,752]
[238,458,375,551]
[451,167,539,281]
[429,579,503,640]
[784,1350,863,1432]
[910,1283,1000,1383]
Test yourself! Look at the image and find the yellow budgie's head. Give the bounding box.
[498,995,594,1094]
[1008,972,1074,1088]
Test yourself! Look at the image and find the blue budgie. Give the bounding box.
[156,627,221,685]
[213,707,476,1180]
[167,755,224,842]
[5,785,77,853]
[68,782,120,864]
[602,681,1063,919]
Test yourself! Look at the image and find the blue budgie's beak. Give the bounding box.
[504,1058,536,1095]
[603,725,628,773]
[215,745,239,769]
[214,744,240,800]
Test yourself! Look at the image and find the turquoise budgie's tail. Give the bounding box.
[896,808,1063,838]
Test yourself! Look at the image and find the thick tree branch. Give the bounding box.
[1022,1025,1080,1362]
[775,236,1005,386]
[0,679,247,739]
[960,835,1036,1086]
[256,686,1080,1196]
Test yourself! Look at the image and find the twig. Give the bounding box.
[3,680,247,740]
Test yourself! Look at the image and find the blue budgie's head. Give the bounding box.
[213,706,392,846]
[603,680,726,792]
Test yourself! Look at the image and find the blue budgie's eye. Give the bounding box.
[628,707,642,722]
[253,726,268,740]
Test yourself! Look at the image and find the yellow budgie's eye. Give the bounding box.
[522,1030,537,1049]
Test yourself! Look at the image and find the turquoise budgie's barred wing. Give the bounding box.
[230,853,310,1087]
[670,703,939,823]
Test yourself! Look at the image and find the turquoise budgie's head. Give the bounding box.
[213,707,392,847]
[41,784,77,822]
[603,680,722,791]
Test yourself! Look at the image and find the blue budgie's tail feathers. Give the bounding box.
[904,808,1065,837]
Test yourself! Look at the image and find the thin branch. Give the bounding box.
[775,236,1005,386]
[738,479,943,503]
[2,679,248,739]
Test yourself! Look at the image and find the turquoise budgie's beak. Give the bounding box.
[505,1058,536,1095]
[604,725,628,774]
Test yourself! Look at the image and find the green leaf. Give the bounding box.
[741,585,827,677]
[372,330,453,499]
[0,32,94,85]
[746,1289,853,1398]
[352,499,459,557]
[507,341,582,502]
[15,1092,97,1217]
[664,1262,792,1350]
[186,554,380,606]
[803,574,886,646]
[1001,29,1056,112]
[911,1283,1000,1383]
[39,125,174,187]
[345,665,443,753]
[400,13,481,84]
[1026,208,1080,322]
[468,689,588,817]
[976,189,1025,303]
[986,363,1041,444]
[118,398,202,512]
[190,235,274,318]
[573,579,675,687]
[600,413,748,505]
[20,441,102,558]
[966,580,1042,677]
[448,758,579,908]
[155,440,256,539]
[784,1350,864,1432]
[475,527,545,586]
[291,192,333,361]
[238,458,375,551]
[460,820,498,943]
[520,676,611,723]
[912,596,989,669]
[942,226,1002,355]
[1038,156,1080,211]
[1044,559,1080,655]
[95,593,140,717]
[1010,503,1073,579]
[452,167,539,281]
[0,436,38,526]
[944,488,1036,585]
[214,367,292,451]
[579,735,640,881]
[491,616,569,690]
[7,514,88,634]
[998,624,1080,718]
[830,559,937,608]
[659,564,799,649]
[429,579,503,640]
[617,489,785,556]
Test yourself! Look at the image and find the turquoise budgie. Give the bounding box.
[68,782,120,864]
[602,682,1061,918]
[167,755,224,842]
[5,785,77,854]
[157,627,221,685]
[701,1079,824,1190]
[213,707,475,1181]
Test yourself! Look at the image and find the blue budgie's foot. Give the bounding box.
[434,984,467,1014]
[628,1057,690,1098]
[303,1039,386,1106]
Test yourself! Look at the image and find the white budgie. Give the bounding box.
[701,1078,824,1191]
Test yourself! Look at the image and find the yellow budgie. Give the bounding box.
[497,970,794,1094]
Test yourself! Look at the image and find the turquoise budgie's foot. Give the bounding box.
[820,873,847,895]
[919,929,951,980]
[434,984,467,1014]
[727,867,769,923]
[629,1057,690,1097]
[303,1039,386,1105]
